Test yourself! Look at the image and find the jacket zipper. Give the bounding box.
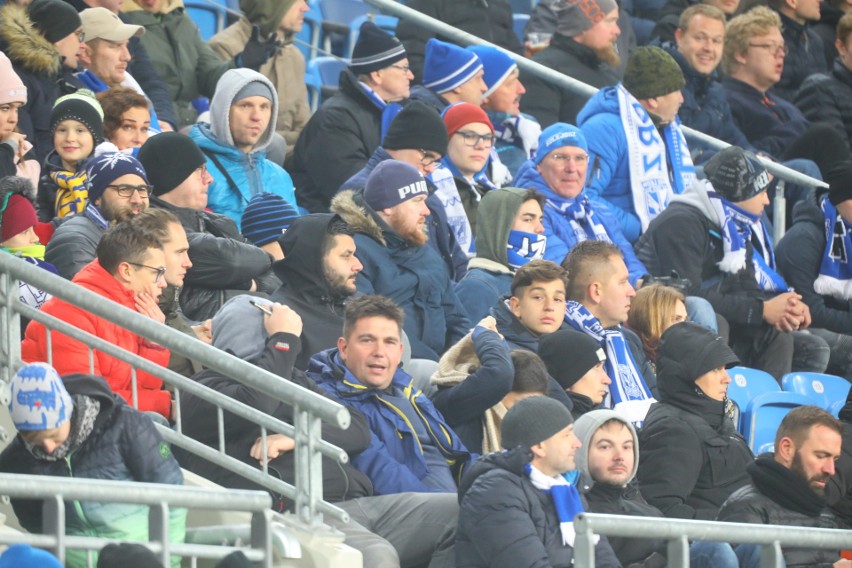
[376,396,425,455]
[65,453,95,532]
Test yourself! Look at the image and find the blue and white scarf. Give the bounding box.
[564,301,655,425]
[526,463,597,547]
[545,192,611,245]
[616,84,695,232]
[506,230,547,269]
[83,202,110,231]
[358,81,403,141]
[815,196,852,300]
[430,164,476,257]
[707,186,789,293]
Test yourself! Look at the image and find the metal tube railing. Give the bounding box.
[0,474,273,566]
[365,0,828,192]
[572,513,852,567]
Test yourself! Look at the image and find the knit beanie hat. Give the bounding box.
[501,395,574,450]
[423,38,484,94]
[467,45,517,99]
[538,329,607,390]
[350,21,406,75]
[657,322,739,384]
[622,46,685,100]
[442,102,494,138]
[825,161,852,206]
[555,0,618,38]
[0,52,26,106]
[234,80,274,103]
[535,122,588,165]
[28,0,82,43]
[704,146,771,203]
[212,294,273,363]
[363,160,428,211]
[97,543,161,568]
[0,544,62,568]
[383,101,448,156]
[241,192,300,246]
[137,132,206,197]
[1,193,37,243]
[85,152,148,203]
[51,91,105,146]
[9,362,73,432]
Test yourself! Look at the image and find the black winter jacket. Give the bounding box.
[149,197,275,322]
[396,0,521,83]
[175,332,374,508]
[812,4,843,68]
[456,449,622,568]
[718,456,840,567]
[637,339,753,519]
[796,59,852,152]
[45,208,105,280]
[520,34,621,128]
[776,197,852,334]
[773,11,827,103]
[289,69,384,213]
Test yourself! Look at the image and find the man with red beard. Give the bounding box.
[718,406,848,568]
[521,0,622,127]
[331,160,471,361]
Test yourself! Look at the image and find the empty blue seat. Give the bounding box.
[185,0,228,41]
[347,14,400,57]
[781,372,851,412]
[513,14,530,45]
[743,391,812,453]
[306,56,349,106]
[320,0,373,56]
[726,366,780,433]
[295,1,323,61]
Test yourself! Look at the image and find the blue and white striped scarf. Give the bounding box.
[815,195,852,300]
[544,192,611,245]
[526,463,597,547]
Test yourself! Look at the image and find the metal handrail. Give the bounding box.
[364,0,828,192]
[0,473,273,566]
[572,512,852,567]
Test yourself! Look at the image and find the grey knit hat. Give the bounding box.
[555,0,618,38]
[623,46,685,100]
[501,395,574,450]
[704,146,771,203]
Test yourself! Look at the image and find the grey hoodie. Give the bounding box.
[209,68,278,153]
[669,178,720,228]
[574,409,640,486]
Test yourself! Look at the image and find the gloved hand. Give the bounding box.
[236,25,282,70]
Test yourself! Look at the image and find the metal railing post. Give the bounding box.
[43,495,66,563]
[773,180,787,245]
[0,267,21,386]
[251,510,273,568]
[572,514,597,567]
[667,535,690,567]
[149,502,171,567]
[761,542,785,568]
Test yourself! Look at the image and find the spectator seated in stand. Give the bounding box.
[240,191,299,261]
[539,329,611,418]
[408,39,486,112]
[0,52,40,188]
[96,87,151,156]
[625,283,689,378]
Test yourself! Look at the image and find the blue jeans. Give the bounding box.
[686,296,719,333]
[735,543,780,568]
[688,541,739,568]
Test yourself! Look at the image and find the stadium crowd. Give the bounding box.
[3,0,852,565]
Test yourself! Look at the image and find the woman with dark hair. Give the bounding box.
[96,87,151,155]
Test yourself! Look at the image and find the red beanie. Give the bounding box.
[442,102,494,138]
[1,194,37,243]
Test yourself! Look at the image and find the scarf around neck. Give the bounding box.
[617,84,695,232]
[542,188,611,245]
[25,394,100,462]
[707,184,788,293]
[526,463,598,547]
[815,195,852,301]
[564,301,655,425]
[430,165,476,257]
[748,455,826,517]
[358,81,403,141]
[506,229,547,269]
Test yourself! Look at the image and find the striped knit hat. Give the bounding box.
[241,193,300,246]
[423,39,483,94]
[350,22,406,75]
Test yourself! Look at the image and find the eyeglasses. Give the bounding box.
[76,30,85,42]
[195,164,208,177]
[128,262,166,283]
[546,152,589,165]
[418,149,441,167]
[748,42,788,56]
[453,131,495,148]
[388,63,411,72]
[107,184,152,198]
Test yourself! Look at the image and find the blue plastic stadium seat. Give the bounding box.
[743,391,812,453]
[513,14,530,44]
[510,0,534,14]
[781,372,851,412]
[295,0,323,61]
[347,14,399,57]
[185,0,228,41]
[306,56,349,106]
[726,366,780,434]
[320,0,373,56]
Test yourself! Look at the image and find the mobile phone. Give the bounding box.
[249,300,273,316]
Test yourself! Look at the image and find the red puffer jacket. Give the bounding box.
[22,260,172,419]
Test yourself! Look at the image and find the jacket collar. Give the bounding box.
[833,59,852,87]
[72,260,140,309]
[551,33,606,68]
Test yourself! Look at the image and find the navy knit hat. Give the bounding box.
[28,0,82,43]
[501,395,574,450]
[350,21,406,75]
[423,38,483,94]
[51,91,104,147]
[535,123,588,165]
[538,330,606,390]
[364,160,428,211]
[85,152,148,203]
[467,45,517,98]
[241,192,300,246]
[383,101,448,155]
[137,132,206,197]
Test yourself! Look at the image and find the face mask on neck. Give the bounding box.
[506,230,547,269]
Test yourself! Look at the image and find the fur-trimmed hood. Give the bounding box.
[329,189,387,245]
[0,3,62,76]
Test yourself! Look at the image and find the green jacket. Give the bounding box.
[123,0,234,127]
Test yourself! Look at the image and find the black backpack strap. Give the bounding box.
[201,148,249,205]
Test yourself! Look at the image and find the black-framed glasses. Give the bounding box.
[453,130,495,148]
[107,184,153,198]
[388,63,411,72]
[748,42,788,56]
[128,262,166,283]
[76,30,85,42]
[419,149,441,167]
